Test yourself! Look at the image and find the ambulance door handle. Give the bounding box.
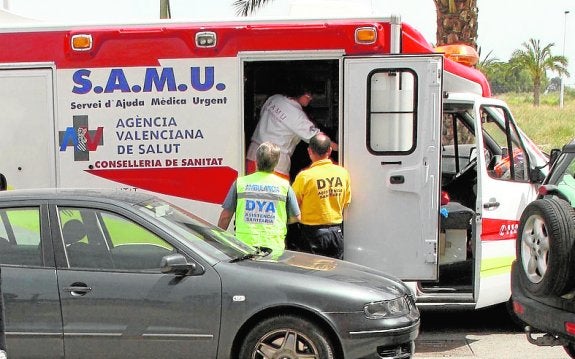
[390,175,405,184]
[483,200,500,209]
[381,161,402,165]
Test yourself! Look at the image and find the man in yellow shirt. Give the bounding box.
[292,134,351,259]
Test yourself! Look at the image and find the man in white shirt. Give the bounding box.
[246,89,320,179]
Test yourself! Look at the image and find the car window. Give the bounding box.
[59,207,175,271]
[481,105,528,182]
[0,207,42,266]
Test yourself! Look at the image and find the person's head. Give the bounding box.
[308,133,332,160]
[289,83,313,107]
[296,91,313,107]
[256,142,281,172]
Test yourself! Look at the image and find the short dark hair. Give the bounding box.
[309,134,331,156]
[256,142,280,172]
[285,81,313,98]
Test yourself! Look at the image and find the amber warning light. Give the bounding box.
[71,34,93,51]
[355,27,377,44]
[435,44,479,67]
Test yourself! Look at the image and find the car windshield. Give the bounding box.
[135,198,257,260]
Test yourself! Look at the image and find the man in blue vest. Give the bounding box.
[218,142,300,256]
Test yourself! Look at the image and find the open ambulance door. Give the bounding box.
[0,67,57,190]
[472,99,539,308]
[343,56,443,280]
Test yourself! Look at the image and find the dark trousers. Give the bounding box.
[299,224,344,260]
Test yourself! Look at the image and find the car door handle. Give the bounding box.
[64,283,92,297]
[483,201,500,209]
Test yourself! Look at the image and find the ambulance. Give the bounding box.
[0,15,549,311]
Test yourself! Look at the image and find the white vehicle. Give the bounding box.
[0,15,548,310]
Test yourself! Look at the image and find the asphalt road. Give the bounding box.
[414,304,569,358]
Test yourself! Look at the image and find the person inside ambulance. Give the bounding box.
[246,84,337,180]
[218,142,301,257]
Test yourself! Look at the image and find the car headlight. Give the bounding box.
[364,296,412,319]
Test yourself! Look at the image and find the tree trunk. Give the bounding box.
[533,78,541,106]
[160,0,171,19]
[434,0,478,49]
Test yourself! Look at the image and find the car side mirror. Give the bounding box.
[528,167,546,184]
[160,253,203,276]
[549,149,561,167]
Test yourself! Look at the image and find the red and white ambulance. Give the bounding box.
[0,15,549,310]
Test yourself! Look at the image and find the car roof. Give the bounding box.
[0,188,156,205]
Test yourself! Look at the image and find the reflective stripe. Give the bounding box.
[237,192,287,202]
[480,256,514,278]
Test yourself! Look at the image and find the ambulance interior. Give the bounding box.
[421,108,479,294]
[242,59,340,181]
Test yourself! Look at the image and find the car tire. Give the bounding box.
[516,198,575,296]
[239,314,334,359]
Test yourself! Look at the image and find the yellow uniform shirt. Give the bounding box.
[292,159,351,225]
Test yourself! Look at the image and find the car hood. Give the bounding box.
[219,250,411,303]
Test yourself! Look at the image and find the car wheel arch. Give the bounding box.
[229,305,343,359]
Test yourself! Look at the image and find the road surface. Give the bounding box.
[414,304,569,358]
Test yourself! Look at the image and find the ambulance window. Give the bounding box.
[481,105,529,182]
[367,69,416,154]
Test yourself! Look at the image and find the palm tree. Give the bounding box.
[511,38,569,106]
[233,0,273,16]
[476,48,499,73]
[433,0,478,49]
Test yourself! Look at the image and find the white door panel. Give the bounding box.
[0,68,56,189]
[343,56,442,280]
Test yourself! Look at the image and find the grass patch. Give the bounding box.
[497,92,575,153]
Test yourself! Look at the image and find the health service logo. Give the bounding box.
[59,115,104,161]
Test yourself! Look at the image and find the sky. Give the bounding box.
[3,0,575,85]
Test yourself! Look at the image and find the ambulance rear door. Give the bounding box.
[0,67,57,189]
[343,56,443,280]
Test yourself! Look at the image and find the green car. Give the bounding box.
[511,139,575,358]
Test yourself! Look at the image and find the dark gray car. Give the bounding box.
[0,188,419,359]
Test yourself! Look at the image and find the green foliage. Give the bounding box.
[481,61,532,94]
